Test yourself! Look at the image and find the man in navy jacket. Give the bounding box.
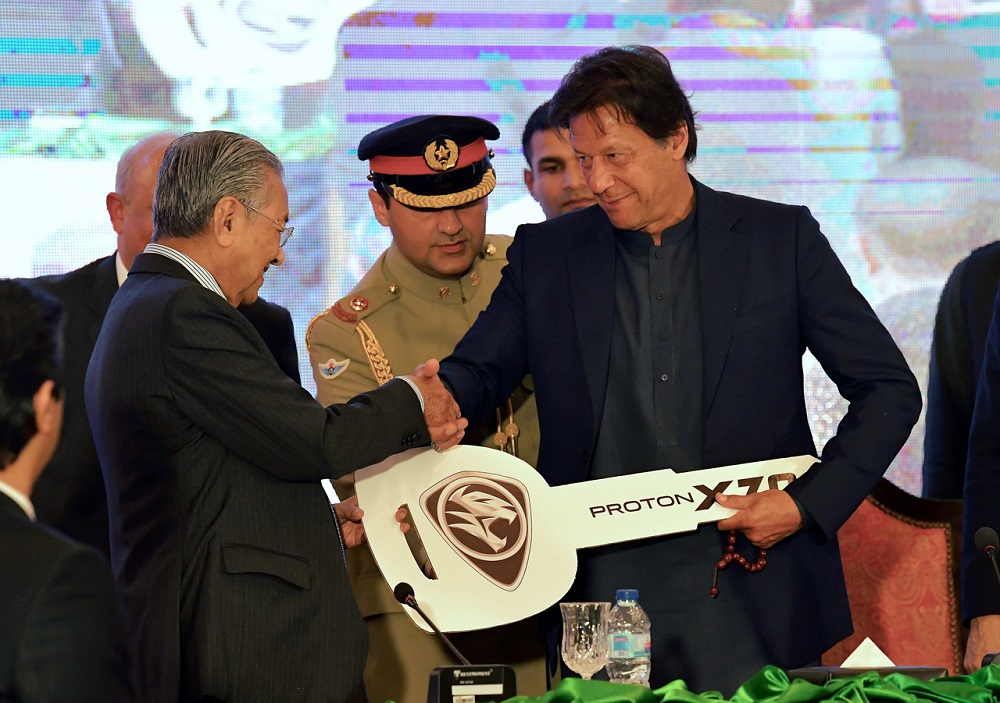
[439,46,921,693]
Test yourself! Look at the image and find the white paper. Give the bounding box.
[840,637,896,668]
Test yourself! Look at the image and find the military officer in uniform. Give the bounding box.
[307,115,547,703]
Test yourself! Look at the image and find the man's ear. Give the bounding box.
[32,380,62,437]
[106,192,126,236]
[213,196,241,246]
[367,188,391,226]
[669,122,689,160]
[523,168,539,202]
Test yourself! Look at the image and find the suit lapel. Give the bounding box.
[695,180,748,414]
[567,209,617,431]
[566,185,748,433]
[0,490,31,525]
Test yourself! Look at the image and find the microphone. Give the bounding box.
[394,582,472,666]
[394,583,517,702]
[975,526,1000,585]
[975,527,1000,669]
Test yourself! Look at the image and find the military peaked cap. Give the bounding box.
[358,115,499,209]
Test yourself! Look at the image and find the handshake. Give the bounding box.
[407,358,468,452]
[335,357,467,549]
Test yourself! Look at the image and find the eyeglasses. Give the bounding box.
[241,201,293,248]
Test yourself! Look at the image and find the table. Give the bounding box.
[499,664,1000,702]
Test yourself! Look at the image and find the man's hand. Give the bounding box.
[395,506,411,534]
[965,614,1000,672]
[394,506,436,577]
[333,495,366,548]
[409,358,467,451]
[715,490,802,548]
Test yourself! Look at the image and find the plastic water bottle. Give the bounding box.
[605,588,651,686]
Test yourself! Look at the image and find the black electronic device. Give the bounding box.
[426,666,517,703]
[393,582,518,703]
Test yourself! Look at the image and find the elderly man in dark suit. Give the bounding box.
[0,279,132,703]
[438,46,921,694]
[28,132,300,558]
[85,130,466,702]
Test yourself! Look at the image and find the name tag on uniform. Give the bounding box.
[355,446,816,633]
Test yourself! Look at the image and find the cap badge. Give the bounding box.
[424,137,460,172]
[318,357,350,380]
[349,296,369,312]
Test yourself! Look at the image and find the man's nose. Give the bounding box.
[438,208,463,235]
[587,159,613,194]
[271,247,285,266]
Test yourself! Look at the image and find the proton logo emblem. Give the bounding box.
[421,472,530,590]
[423,137,460,171]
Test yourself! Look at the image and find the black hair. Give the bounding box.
[0,279,63,467]
[521,100,559,166]
[549,45,698,162]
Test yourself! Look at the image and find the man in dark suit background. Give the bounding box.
[28,132,301,558]
[85,130,465,702]
[438,46,921,693]
[923,241,1000,500]
[0,279,132,703]
[959,269,1000,672]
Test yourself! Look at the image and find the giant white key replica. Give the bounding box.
[355,446,817,633]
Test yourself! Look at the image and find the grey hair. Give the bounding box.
[114,132,181,202]
[152,130,283,241]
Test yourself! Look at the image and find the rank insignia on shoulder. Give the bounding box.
[318,358,350,380]
[332,302,358,323]
[349,296,369,312]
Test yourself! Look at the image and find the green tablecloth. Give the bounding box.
[503,665,1000,703]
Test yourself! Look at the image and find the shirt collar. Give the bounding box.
[0,479,35,520]
[143,243,227,300]
[115,251,128,287]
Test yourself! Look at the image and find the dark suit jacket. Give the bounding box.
[27,256,118,556]
[440,179,921,667]
[0,492,132,702]
[238,297,301,384]
[27,255,300,556]
[961,281,1000,622]
[923,241,1000,499]
[84,253,429,703]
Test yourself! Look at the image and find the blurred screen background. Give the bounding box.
[3,0,999,495]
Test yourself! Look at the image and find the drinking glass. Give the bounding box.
[559,601,611,680]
